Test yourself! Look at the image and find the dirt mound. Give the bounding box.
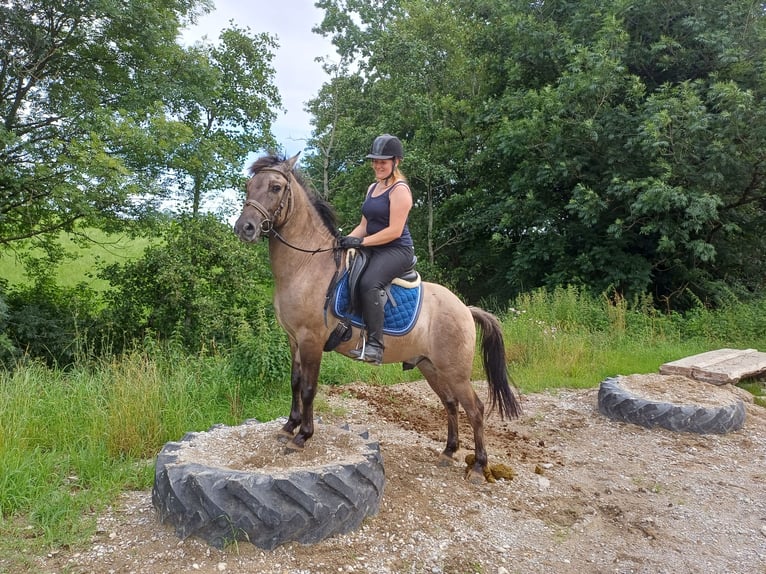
[33,377,766,574]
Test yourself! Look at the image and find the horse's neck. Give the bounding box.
[268,188,336,291]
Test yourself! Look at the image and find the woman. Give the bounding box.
[339,134,415,365]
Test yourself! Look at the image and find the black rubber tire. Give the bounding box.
[598,376,746,435]
[152,421,386,550]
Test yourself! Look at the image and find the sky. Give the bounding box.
[180,0,336,158]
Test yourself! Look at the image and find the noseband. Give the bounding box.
[244,167,294,234]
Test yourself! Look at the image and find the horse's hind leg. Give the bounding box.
[420,359,488,483]
[418,360,460,466]
[460,389,488,484]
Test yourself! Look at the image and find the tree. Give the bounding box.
[164,25,281,216]
[0,1,281,251]
[0,0,208,247]
[476,0,766,307]
[306,0,766,309]
[308,0,487,274]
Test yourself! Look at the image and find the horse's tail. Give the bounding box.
[469,306,522,420]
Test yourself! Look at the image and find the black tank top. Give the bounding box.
[361,182,414,247]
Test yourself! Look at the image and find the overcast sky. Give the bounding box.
[180,0,335,158]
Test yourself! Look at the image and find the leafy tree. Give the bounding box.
[477,0,766,307]
[309,0,485,269]
[0,0,209,247]
[0,1,280,253]
[306,0,766,309]
[163,25,281,216]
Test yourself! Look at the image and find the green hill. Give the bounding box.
[0,230,155,290]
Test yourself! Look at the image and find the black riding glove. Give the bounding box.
[339,235,363,249]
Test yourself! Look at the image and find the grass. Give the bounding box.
[1,285,765,569]
[0,345,288,561]
[0,229,153,290]
[501,286,766,393]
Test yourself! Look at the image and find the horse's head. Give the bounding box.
[234,153,300,242]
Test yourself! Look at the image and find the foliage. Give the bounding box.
[0,285,15,365]
[306,0,766,310]
[0,0,279,258]
[3,275,104,367]
[162,25,281,216]
[100,214,273,352]
[227,310,292,407]
[1,0,203,245]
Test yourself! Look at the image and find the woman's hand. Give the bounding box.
[339,236,363,248]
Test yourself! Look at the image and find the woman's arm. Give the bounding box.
[346,217,368,239]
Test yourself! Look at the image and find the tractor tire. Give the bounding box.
[598,376,746,435]
[152,419,385,550]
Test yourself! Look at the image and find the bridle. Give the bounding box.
[243,167,293,234]
[243,167,336,254]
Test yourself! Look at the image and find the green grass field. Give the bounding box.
[0,230,154,290]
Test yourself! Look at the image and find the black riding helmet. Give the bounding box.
[365,134,404,160]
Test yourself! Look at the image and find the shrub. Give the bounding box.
[100,214,272,352]
[4,277,104,367]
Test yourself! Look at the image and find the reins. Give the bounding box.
[246,167,337,255]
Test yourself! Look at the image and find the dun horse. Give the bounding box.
[234,153,521,482]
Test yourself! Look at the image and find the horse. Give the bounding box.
[234,153,522,483]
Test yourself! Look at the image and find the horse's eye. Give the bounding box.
[270,183,282,193]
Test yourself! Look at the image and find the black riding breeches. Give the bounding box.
[358,245,415,293]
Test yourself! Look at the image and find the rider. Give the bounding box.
[338,134,415,365]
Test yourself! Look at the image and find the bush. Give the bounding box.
[100,214,273,352]
[0,284,17,366]
[3,278,104,367]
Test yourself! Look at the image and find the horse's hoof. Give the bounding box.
[437,453,454,467]
[466,468,486,484]
[284,439,303,454]
[276,429,294,443]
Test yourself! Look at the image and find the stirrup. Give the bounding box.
[350,336,383,365]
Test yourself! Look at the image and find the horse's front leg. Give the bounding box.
[278,347,302,441]
[287,344,322,450]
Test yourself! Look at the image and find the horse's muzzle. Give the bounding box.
[234,216,261,242]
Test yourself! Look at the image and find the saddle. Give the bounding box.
[323,249,423,352]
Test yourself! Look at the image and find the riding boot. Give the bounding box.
[350,288,386,365]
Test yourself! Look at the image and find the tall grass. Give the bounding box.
[502,286,766,392]
[0,343,289,555]
[1,286,765,565]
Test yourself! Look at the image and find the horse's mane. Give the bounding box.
[248,154,339,238]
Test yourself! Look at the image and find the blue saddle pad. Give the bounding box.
[332,271,423,336]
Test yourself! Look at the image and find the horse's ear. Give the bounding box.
[286,152,301,172]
